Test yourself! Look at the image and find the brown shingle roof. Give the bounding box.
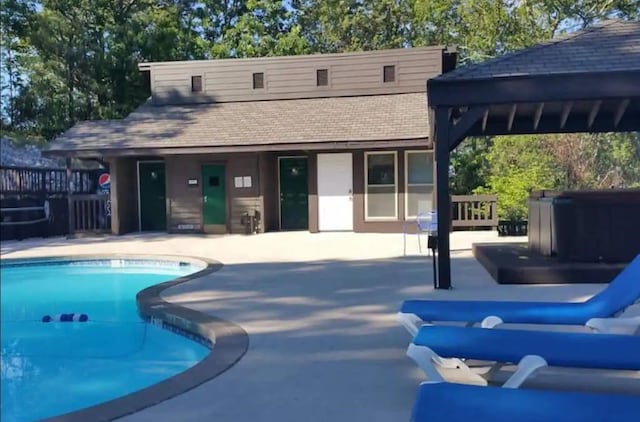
[437,20,640,81]
[47,93,429,154]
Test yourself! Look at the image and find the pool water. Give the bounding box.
[1,260,209,422]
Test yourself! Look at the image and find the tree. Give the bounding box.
[478,135,562,220]
[294,0,411,53]
[545,133,640,189]
[450,137,492,195]
[0,0,35,128]
[222,0,310,57]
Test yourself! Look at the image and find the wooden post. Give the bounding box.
[66,158,74,236]
[435,108,452,289]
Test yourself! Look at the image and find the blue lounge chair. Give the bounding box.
[411,381,638,422]
[408,324,640,388]
[399,254,640,335]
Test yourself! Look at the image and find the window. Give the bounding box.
[253,72,264,89]
[191,75,202,92]
[316,69,329,86]
[365,152,397,219]
[383,65,395,83]
[405,151,434,218]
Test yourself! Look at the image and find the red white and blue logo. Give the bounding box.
[98,173,111,190]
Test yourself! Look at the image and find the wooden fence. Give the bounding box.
[0,166,108,240]
[71,194,111,233]
[0,166,98,195]
[451,194,498,229]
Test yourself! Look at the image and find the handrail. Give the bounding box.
[451,194,498,228]
[0,201,50,226]
[1,206,45,212]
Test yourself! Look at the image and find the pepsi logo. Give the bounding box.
[98,173,111,189]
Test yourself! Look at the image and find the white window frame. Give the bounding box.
[364,151,398,221]
[404,150,434,219]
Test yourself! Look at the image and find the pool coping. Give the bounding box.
[2,254,249,422]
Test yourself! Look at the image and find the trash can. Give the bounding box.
[240,210,261,235]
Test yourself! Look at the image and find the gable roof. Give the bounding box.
[46,93,430,156]
[436,20,640,81]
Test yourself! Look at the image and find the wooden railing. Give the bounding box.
[71,194,111,233]
[451,194,498,228]
[0,166,100,195]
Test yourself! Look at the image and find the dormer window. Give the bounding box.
[191,75,202,92]
[253,72,264,89]
[383,65,395,83]
[316,69,329,87]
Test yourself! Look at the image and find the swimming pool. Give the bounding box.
[1,258,210,422]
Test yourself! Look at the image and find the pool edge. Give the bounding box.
[3,254,249,422]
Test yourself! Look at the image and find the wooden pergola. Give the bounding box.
[428,20,640,289]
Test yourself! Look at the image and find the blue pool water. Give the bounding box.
[1,259,209,422]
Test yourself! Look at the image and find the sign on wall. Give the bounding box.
[234,176,252,188]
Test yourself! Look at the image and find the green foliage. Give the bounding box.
[478,136,562,220]
[450,137,492,195]
[477,133,640,220]
[544,133,640,189]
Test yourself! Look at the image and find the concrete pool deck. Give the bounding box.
[1,231,636,421]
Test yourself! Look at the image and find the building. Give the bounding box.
[46,46,457,235]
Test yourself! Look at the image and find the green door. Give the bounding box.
[202,165,226,228]
[138,161,166,231]
[279,157,308,230]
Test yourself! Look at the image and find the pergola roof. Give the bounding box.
[438,20,640,81]
[427,19,640,289]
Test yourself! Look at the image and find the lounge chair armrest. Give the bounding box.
[502,355,548,389]
[586,316,640,334]
[398,312,424,337]
[406,344,447,383]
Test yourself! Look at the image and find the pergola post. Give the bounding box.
[434,107,452,289]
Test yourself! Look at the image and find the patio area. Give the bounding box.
[3,231,631,421]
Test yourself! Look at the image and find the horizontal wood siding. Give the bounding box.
[150,47,445,104]
[165,156,203,232]
[227,154,263,234]
[165,153,263,234]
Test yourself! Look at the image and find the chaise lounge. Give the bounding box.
[409,323,640,421]
[411,381,639,422]
[407,322,640,388]
[398,254,640,336]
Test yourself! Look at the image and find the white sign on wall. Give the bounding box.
[234,176,252,188]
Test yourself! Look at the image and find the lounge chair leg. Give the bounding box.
[502,355,548,389]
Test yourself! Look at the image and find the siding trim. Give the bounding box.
[59,139,432,158]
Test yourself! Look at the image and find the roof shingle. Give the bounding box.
[436,20,640,81]
[47,93,429,153]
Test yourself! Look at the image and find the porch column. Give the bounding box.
[434,108,452,289]
[66,158,75,236]
[109,157,137,235]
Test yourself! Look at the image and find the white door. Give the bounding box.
[317,153,353,231]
